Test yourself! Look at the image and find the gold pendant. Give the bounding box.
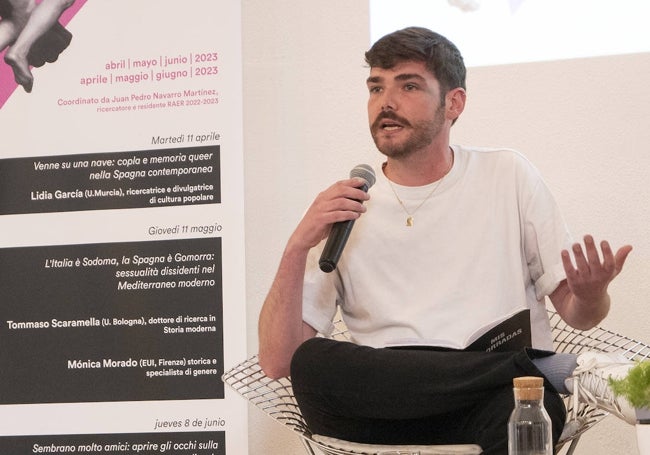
[406,216,413,227]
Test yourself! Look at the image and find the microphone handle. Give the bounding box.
[318,182,368,273]
[319,219,355,273]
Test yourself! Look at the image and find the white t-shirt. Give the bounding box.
[302,145,573,351]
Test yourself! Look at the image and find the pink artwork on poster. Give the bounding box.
[0,0,87,108]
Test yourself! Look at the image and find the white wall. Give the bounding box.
[241,1,650,453]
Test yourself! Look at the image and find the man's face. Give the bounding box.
[367,60,446,159]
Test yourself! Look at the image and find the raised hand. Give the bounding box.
[290,177,370,251]
[561,235,632,307]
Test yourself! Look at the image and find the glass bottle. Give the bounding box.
[508,376,553,455]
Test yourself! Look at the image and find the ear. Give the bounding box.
[446,87,466,122]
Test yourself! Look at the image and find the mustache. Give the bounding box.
[371,111,411,130]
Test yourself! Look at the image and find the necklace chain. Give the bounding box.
[386,151,454,227]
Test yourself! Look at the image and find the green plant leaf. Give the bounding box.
[609,360,650,408]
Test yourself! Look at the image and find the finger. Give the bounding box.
[561,249,578,279]
[583,235,603,267]
[319,181,366,205]
[350,176,371,189]
[336,179,371,201]
[316,202,365,226]
[614,244,633,273]
[337,199,367,216]
[599,240,615,274]
[571,243,590,276]
[310,194,358,221]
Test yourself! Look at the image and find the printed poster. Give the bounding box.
[0,1,247,453]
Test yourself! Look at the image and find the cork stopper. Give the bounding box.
[513,376,544,401]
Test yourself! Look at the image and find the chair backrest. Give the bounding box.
[547,310,650,361]
[222,309,650,455]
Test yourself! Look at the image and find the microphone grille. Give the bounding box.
[349,164,376,188]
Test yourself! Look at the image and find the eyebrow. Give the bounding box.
[366,73,427,85]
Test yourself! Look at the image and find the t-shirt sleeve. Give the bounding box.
[301,241,340,336]
[519,158,573,299]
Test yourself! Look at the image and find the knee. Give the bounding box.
[290,337,330,379]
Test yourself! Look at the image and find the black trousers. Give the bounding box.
[291,338,566,455]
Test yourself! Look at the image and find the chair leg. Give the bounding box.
[300,437,319,455]
[563,436,581,455]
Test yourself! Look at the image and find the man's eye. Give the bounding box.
[369,86,382,93]
[404,84,418,91]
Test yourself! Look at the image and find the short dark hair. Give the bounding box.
[365,27,466,96]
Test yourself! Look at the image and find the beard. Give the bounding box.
[370,104,446,159]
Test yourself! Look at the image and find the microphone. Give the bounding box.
[319,164,376,273]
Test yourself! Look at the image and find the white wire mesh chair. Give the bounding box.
[222,309,650,455]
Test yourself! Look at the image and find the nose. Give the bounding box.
[377,86,396,112]
[381,94,396,112]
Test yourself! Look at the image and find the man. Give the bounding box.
[258,27,633,453]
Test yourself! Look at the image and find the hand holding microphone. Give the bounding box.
[319,164,376,272]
